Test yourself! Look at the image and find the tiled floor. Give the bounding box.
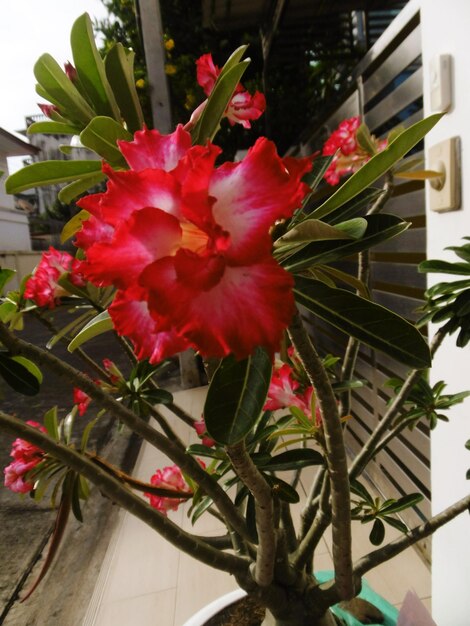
[83,387,431,626]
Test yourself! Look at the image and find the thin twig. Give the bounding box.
[354,493,470,577]
[349,329,446,481]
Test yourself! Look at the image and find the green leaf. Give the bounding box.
[356,123,377,156]
[6,160,102,194]
[294,277,431,369]
[419,260,470,276]
[311,113,443,220]
[9,356,43,385]
[317,265,370,299]
[80,116,132,165]
[105,44,144,134]
[282,214,409,273]
[27,121,80,135]
[58,172,106,205]
[204,347,272,446]
[71,13,120,120]
[68,310,114,352]
[265,475,300,503]
[369,518,386,545]
[80,416,100,452]
[350,480,375,506]
[186,444,226,460]
[262,448,324,471]
[60,209,91,243]
[380,492,424,514]
[324,187,384,225]
[0,269,16,295]
[0,353,41,396]
[43,406,60,441]
[192,60,250,145]
[275,220,355,248]
[34,53,95,125]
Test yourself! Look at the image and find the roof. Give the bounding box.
[0,127,39,157]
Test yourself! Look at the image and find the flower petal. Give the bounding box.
[83,207,182,289]
[142,256,295,359]
[109,287,191,363]
[118,125,192,172]
[209,138,312,262]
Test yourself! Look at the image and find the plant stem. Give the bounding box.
[293,472,331,570]
[354,493,470,577]
[349,328,446,481]
[339,173,393,417]
[288,311,354,600]
[227,440,276,587]
[0,322,251,543]
[0,410,249,576]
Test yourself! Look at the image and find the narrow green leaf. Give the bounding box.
[356,123,377,156]
[275,220,354,248]
[419,260,470,275]
[43,406,60,441]
[312,113,443,220]
[105,44,144,134]
[34,54,95,125]
[324,187,384,225]
[395,169,443,180]
[350,480,375,506]
[218,45,249,77]
[262,448,324,471]
[318,265,370,299]
[6,160,102,194]
[186,444,226,460]
[192,60,250,145]
[204,347,272,445]
[0,269,16,295]
[80,416,100,452]
[294,277,431,369]
[71,13,120,120]
[27,121,80,135]
[80,116,132,165]
[380,493,424,514]
[265,475,300,503]
[10,356,43,384]
[0,353,41,396]
[68,310,114,352]
[60,209,91,243]
[381,515,409,534]
[283,214,409,272]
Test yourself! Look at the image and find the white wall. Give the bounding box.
[420,1,470,623]
[0,154,14,210]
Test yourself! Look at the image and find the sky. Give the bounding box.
[1,0,109,168]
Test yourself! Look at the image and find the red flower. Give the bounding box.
[4,421,46,494]
[322,117,387,185]
[73,387,91,416]
[194,418,216,448]
[193,53,266,129]
[144,465,193,515]
[38,103,60,119]
[24,247,84,308]
[77,126,311,362]
[264,363,302,411]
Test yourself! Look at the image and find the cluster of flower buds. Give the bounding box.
[24,247,84,309]
[3,421,46,493]
[322,116,387,185]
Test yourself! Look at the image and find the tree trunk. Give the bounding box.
[261,606,338,626]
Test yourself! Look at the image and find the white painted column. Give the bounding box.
[420,1,470,623]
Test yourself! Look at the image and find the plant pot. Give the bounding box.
[182,572,400,626]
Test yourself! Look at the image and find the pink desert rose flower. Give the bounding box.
[73,387,92,416]
[76,125,312,362]
[264,363,302,411]
[191,53,266,129]
[4,421,46,494]
[322,116,387,185]
[38,103,61,119]
[194,418,216,448]
[144,464,198,515]
[24,247,84,309]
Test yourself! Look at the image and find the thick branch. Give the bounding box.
[0,322,250,542]
[289,312,354,600]
[354,494,470,577]
[0,410,249,576]
[227,440,276,587]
